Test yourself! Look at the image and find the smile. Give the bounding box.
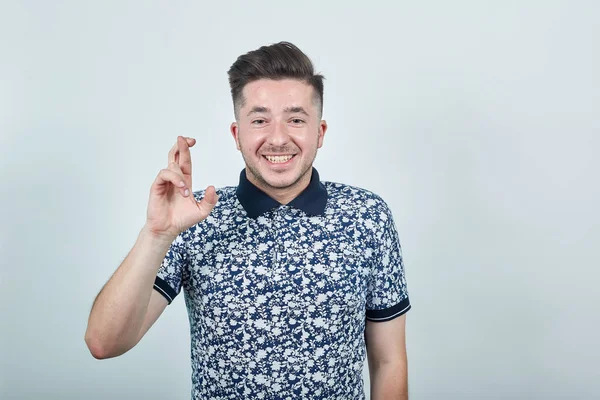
[264,155,295,164]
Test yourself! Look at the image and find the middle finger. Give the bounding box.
[168,136,195,164]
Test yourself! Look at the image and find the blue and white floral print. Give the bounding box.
[154,169,410,399]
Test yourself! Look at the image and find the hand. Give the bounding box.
[144,136,218,241]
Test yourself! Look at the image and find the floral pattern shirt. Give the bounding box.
[154,168,411,399]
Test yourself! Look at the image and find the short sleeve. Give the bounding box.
[365,206,411,322]
[153,232,187,305]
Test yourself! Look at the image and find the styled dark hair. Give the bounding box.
[227,41,324,119]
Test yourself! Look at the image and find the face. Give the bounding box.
[230,79,327,199]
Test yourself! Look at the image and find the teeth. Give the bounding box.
[265,155,293,163]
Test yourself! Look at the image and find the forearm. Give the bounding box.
[85,225,174,358]
[369,362,408,400]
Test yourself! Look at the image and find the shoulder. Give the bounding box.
[323,181,394,221]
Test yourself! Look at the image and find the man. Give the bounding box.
[85,41,411,400]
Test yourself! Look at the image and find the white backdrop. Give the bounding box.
[1,1,599,399]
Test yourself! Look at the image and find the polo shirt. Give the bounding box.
[154,167,411,400]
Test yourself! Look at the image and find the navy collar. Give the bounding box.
[236,167,328,218]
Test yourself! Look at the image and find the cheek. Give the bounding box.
[299,133,320,150]
[238,134,263,153]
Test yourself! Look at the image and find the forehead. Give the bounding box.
[241,79,314,111]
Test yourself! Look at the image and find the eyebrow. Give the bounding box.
[247,106,310,117]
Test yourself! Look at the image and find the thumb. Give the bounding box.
[196,185,219,219]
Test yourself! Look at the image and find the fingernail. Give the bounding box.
[184,189,190,196]
[179,181,185,187]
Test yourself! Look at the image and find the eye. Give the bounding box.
[290,118,305,125]
[252,119,266,125]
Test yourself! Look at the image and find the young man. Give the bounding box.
[85,41,411,400]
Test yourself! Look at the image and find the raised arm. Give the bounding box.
[85,227,170,359]
[84,136,218,359]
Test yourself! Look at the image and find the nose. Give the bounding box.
[266,119,290,147]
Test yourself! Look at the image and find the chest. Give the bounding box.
[185,214,373,316]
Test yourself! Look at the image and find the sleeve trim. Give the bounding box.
[153,276,177,305]
[366,297,411,322]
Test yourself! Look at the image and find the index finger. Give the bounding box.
[178,136,194,175]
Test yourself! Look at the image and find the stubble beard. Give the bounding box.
[240,140,318,193]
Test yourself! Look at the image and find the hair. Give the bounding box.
[227,41,324,120]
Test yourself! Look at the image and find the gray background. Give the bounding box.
[1,1,598,399]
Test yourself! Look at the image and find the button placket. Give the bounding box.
[274,207,287,262]
[271,207,289,290]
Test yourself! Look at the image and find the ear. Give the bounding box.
[230,122,241,151]
[317,120,327,149]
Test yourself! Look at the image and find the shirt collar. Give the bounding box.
[236,167,328,218]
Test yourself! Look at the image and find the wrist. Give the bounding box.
[140,225,177,248]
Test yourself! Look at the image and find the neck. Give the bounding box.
[247,168,313,205]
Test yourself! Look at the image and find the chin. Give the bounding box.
[261,174,299,189]
[245,156,312,191]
